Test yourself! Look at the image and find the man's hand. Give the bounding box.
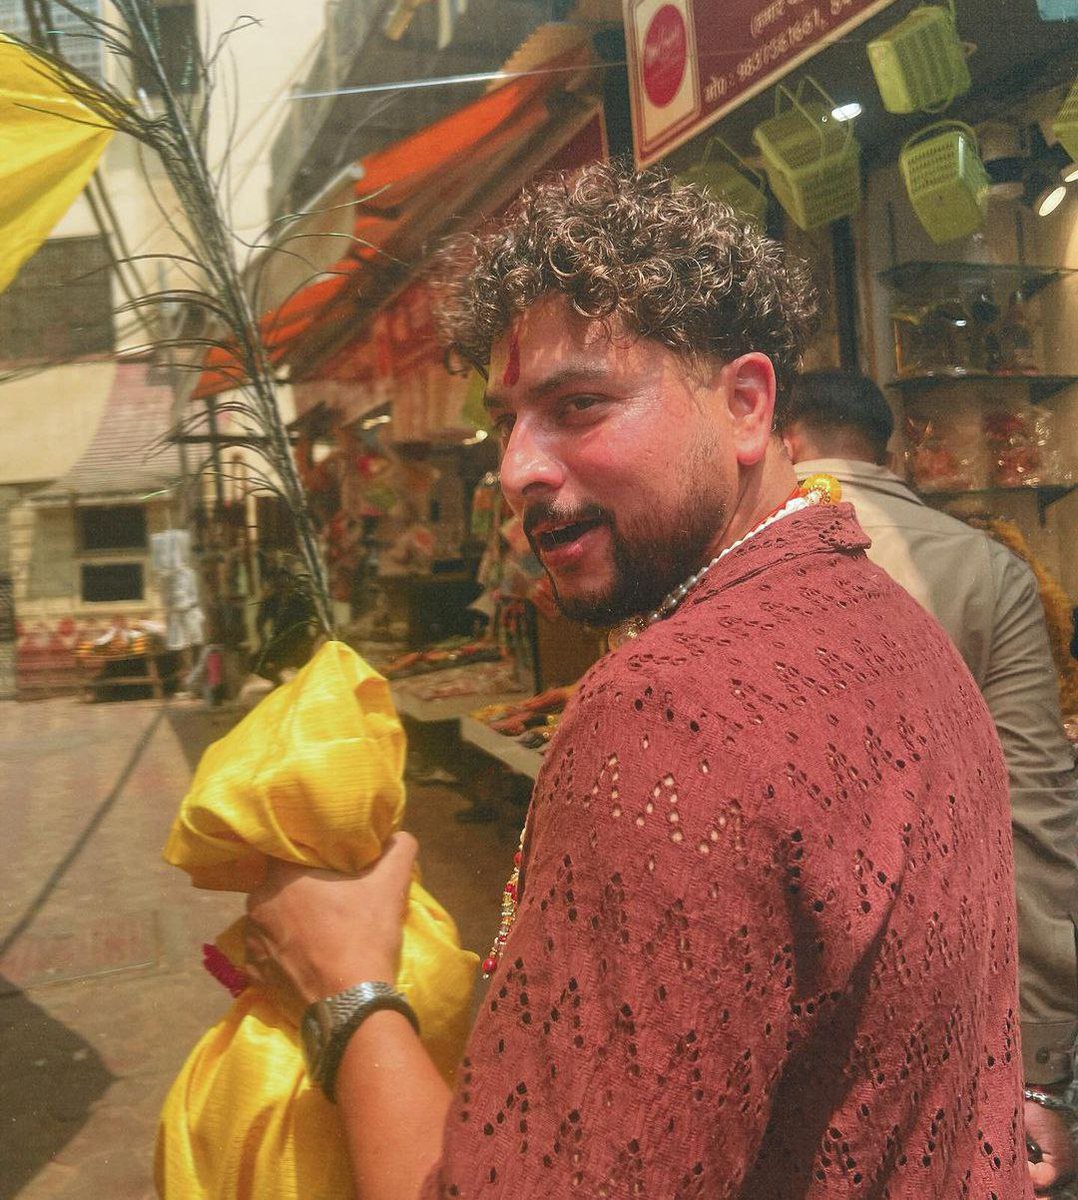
[1026,1098,1078,1195]
[247,834,451,1200]
[245,832,418,1004]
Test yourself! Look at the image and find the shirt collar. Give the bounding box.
[683,500,870,611]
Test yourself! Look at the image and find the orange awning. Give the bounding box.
[193,41,595,400]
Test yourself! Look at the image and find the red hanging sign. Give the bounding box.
[625,0,898,166]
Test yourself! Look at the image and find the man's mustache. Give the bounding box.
[522,502,608,541]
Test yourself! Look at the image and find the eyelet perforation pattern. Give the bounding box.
[423,505,1027,1198]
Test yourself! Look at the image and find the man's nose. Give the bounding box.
[499,417,564,508]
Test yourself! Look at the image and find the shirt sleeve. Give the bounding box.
[982,549,1078,1085]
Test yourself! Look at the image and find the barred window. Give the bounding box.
[77,506,148,553]
[0,0,104,80]
[0,236,114,363]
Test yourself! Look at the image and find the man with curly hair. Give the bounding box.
[246,163,1032,1198]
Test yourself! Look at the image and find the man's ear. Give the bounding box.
[722,353,777,467]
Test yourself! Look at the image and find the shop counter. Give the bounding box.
[378,573,482,647]
[459,715,545,781]
[76,650,182,701]
[389,660,528,724]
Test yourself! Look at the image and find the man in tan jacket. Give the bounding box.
[783,369,1077,1191]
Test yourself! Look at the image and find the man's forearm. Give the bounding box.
[335,1010,453,1200]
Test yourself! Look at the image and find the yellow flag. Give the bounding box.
[0,37,113,293]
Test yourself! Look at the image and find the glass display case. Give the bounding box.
[879,261,1076,382]
[878,261,1078,519]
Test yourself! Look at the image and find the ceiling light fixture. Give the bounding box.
[998,125,1078,215]
[831,102,863,122]
[1035,180,1068,216]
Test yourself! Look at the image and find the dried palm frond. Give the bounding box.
[9,0,336,636]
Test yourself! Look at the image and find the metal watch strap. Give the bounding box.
[1024,1087,1077,1117]
[317,981,420,1102]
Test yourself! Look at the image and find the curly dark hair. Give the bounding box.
[434,159,819,423]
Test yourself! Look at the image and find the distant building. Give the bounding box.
[0,1,316,695]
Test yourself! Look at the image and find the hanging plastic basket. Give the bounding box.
[1054,75,1078,162]
[676,138,769,225]
[867,1,971,114]
[752,77,861,231]
[1037,0,1078,19]
[900,120,989,244]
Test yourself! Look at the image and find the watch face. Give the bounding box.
[300,1000,330,1078]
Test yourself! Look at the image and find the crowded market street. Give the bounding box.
[2,0,1077,1195]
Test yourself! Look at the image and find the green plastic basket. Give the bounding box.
[752,78,861,230]
[677,138,769,225]
[900,120,989,244]
[1054,75,1078,162]
[867,2,970,114]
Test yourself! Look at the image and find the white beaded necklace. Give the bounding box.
[609,476,839,648]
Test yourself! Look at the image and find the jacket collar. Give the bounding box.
[795,457,926,508]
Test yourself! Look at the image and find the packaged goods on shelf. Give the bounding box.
[905,411,985,493]
[983,404,1063,489]
[75,621,165,661]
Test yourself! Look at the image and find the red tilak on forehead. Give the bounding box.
[502,332,520,387]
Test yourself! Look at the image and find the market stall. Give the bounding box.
[75,622,182,701]
[633,0,1078,623]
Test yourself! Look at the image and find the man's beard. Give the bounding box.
[525,487,728,628]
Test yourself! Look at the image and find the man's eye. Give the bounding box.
[565,395,602,416]
[492,414,515,441]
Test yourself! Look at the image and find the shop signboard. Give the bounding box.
[625,0,899,166]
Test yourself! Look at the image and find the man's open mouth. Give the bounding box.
[534,517,604,551]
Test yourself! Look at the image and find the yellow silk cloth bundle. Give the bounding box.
[155,641,478,1199]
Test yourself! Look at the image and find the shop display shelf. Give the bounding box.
[877,261,1077,300]
[887,373,1078,402]
[917,484,1076,524]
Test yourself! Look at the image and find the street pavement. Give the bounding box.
[0,693,510,1199]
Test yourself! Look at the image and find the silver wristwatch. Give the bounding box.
[1024,1087,1078,1117]
[301,981,419,1101]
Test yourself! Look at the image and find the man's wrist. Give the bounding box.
[302,981,419,1101]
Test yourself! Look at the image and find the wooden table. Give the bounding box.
[77,651,181,700]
